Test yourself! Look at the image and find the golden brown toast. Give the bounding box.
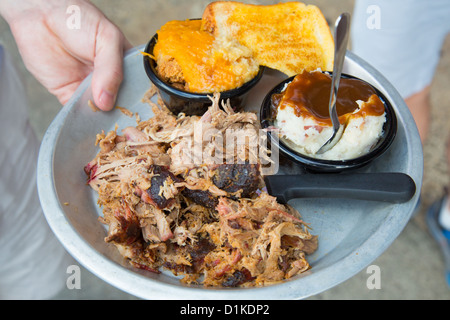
[201,1,334,76]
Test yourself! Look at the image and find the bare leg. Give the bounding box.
[404,85,431,144]
[412,85,450,229]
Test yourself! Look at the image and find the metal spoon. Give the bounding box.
[316,13,351,155]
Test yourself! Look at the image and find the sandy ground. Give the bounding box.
[0,0,449,299]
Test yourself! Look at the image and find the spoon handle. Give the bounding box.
[264,172,416,204]
[329,12,351,131]
[316,13,351,155]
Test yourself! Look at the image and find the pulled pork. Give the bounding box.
[85,91,317,287]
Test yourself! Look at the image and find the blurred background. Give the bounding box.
[0,0,449,299]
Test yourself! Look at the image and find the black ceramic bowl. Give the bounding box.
[143,32,264,116]
[260,73,398,172]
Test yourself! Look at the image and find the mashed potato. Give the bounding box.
[274,71,386,160]
[276,100,386,160]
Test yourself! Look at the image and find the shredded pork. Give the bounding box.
[85,90,317,287]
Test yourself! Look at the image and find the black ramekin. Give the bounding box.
[143,32,264,116]
[260,72,398,172]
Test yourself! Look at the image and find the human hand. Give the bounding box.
[0,0,132,111]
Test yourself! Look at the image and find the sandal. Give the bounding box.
[426,195,450,288]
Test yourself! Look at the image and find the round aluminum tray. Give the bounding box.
[37,46,423,300]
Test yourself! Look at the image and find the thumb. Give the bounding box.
[92,23,129,111]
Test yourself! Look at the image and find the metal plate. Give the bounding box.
[37,46,423,300]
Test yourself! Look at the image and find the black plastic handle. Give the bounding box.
[264,172,416,204]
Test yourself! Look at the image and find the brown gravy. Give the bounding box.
[273,71,385,126]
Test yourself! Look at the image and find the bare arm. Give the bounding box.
[0,0,132,110]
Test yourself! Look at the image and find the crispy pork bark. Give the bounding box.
[142,165,182,209]
[182,163,261,209]
[211,163,261,198]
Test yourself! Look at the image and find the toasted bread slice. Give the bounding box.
[202,1,334,76]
